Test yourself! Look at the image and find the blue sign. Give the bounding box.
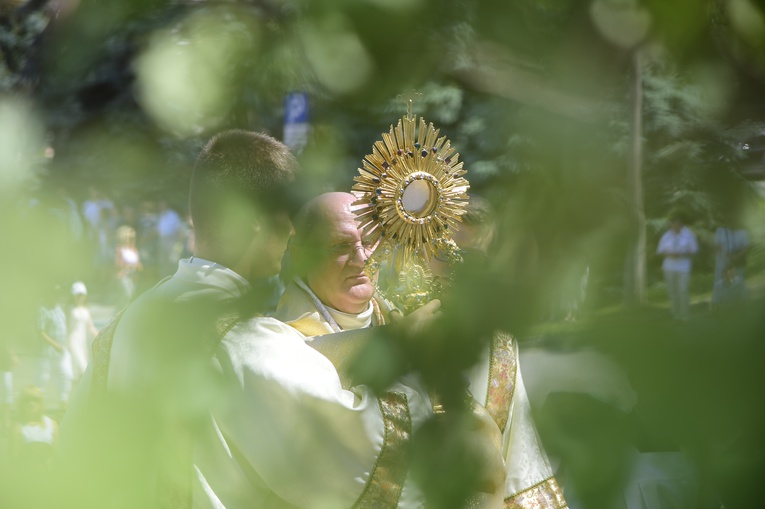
[285,92,309,124]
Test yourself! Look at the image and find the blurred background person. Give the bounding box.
[48,185,84,245]
[136,200,158,291]
[81,186,112,245]
[712,217,750,307]
[114,225,142,307]
[10,385,58,507]
[67,281,99,382]
[82,188,116,297]
[712,262,749,309]
[156,199,182,277]
[12,385,58,467]
[1,340,18,441]
[36,284,72,414]
[656,211,698,321]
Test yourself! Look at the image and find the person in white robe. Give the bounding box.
[274,192,565,509]
[58,131,441,509]
[68,281,99,380]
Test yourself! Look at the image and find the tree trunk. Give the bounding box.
[625,48,646,306]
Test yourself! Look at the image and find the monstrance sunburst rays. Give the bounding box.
[352,115,469,261]
[351,110,469,311]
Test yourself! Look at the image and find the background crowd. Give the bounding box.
[29,185,194,304]
[0,189,194,493]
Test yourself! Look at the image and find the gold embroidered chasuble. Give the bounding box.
[274,278,418,509]
[274,277,392,337]
[275,281,567,509]
[470,333,568,509]
[273,278,394,389]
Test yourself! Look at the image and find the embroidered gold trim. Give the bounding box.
[353,391,412,509]
[485,331,517,433]
[505,477,568,509]
[371,297,385,326]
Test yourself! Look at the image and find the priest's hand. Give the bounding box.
[413,400,506,509]
[464,403,506,509]
[389,299,442,338]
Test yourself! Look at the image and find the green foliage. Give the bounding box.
[3,0,765,508]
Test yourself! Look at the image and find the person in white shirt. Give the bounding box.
[656,212,699,320]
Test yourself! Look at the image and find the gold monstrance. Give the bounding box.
[352,95,469,312]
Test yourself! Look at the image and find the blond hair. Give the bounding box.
[116,225,136,245]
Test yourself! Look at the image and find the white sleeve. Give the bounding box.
[214,317,393,509]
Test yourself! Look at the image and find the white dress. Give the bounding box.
[68,306,97,378]
[21,415,56,445]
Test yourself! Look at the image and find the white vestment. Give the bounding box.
[274,279,568,509]
[61,259,430,509]
[465,335,567,509]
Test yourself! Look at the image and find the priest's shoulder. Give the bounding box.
[225,315,306,342]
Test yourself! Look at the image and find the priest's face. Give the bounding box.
[306,197,374,314]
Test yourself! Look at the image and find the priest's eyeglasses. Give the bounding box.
[327,239,376,259]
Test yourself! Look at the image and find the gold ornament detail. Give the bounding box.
[352,99,469,312]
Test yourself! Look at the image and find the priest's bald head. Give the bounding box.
[289,192,375,314]
[189,130,299,282]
